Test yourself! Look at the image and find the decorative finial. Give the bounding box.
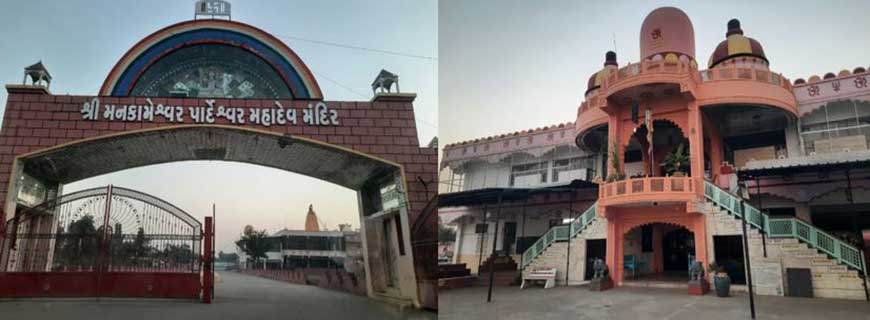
[604,51,618,67]
[726,19,743,37]
[23,61,51,89]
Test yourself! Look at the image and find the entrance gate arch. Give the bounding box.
[0,18,436,306]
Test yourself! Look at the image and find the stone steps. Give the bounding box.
[705,200,867,300]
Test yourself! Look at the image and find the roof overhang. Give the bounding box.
[437,179,598,208]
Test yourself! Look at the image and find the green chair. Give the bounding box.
[624,255,645,279]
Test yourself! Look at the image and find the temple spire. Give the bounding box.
[304,204,320,232]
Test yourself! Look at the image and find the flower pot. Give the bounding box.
[713,274,731,297]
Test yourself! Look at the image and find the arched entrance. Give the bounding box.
[0,124,427,303]
[0,18,436,306]
[604,207,708,287]
[623,120,689,178]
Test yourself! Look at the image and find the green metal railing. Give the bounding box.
[520,202,598,269]
[703,180,866,274]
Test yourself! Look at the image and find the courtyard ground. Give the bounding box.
[0,271,436,320]
[439,285,870,320]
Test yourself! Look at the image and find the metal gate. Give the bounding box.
[0,185,207,300]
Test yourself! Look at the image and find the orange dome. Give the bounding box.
[639,7,695,60]
[708,19,768,68]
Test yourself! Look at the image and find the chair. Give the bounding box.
[624,255,645,279]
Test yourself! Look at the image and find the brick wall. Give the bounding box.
[0,88,437,238]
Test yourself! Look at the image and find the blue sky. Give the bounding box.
[439,0,870,148]
[0,0,437,252]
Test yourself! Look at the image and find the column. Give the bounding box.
[688,103,705,195]
[692,217,709,282]
[606,219,622,285]
[607,114,623,178]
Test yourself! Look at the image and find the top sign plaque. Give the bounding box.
[195,0,231,19]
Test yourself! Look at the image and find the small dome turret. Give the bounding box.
[586,51,618,94]
[708,19,768,68]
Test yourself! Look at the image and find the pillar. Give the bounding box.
[606,218,622,285]
[700,113,724,177]
[202,216,213,304]
[607,114,623,178]
[692,216,709,282]
[688,103,704,195]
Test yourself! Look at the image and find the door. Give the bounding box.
[662,228,694,272]
[585,239,606,280]
[502,222,517,255]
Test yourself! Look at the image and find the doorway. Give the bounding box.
[585,239,607,280]
[502,222,517,255]
[713,235,746,284]
[662,228,694,273]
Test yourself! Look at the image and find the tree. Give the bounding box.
[56,215,100,271]
[236,226,270,269]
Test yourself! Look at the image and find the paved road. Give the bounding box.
[0,272,436,320]
[441,285,870,320]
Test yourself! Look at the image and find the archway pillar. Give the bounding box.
[607,113,624,177]
[688,102,705,196]
[692,214,709,282]
[701,112,724,179]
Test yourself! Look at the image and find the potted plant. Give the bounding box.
[708,261,731,297]
[662,143,689,176]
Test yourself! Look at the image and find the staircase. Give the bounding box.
[475,255,519,286]
[519,202,599,285]
[703,181,868,300]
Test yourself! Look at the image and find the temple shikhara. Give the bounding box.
[439,7,870,300]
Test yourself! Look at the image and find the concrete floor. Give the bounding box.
[440,285,870,320]
[0,271,436,320]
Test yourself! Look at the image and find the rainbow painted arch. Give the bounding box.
[100,19,322,100]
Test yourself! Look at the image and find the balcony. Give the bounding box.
[599,60,697,98]
[598,176,697,207]
[696,66,798,116]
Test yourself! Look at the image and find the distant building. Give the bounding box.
[237,205,363,273]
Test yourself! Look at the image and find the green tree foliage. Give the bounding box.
[56,215,100,270]
[236,225,270,268]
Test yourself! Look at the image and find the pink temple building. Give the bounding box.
[439,7,870,300]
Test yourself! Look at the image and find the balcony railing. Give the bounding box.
[703,181,865,274]
[599,176,696,203]
[699,66,792,91]
[599,60,695,92]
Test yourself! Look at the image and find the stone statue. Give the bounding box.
[689,261,704,281]
[592,258,609,279]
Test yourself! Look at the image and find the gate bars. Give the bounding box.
[0,185,206,300]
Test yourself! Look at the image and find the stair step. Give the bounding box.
[811,258,836,266]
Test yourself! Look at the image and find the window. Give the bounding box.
[510,162,547,187]
[551,156,594,182]
[799,98,870,154]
